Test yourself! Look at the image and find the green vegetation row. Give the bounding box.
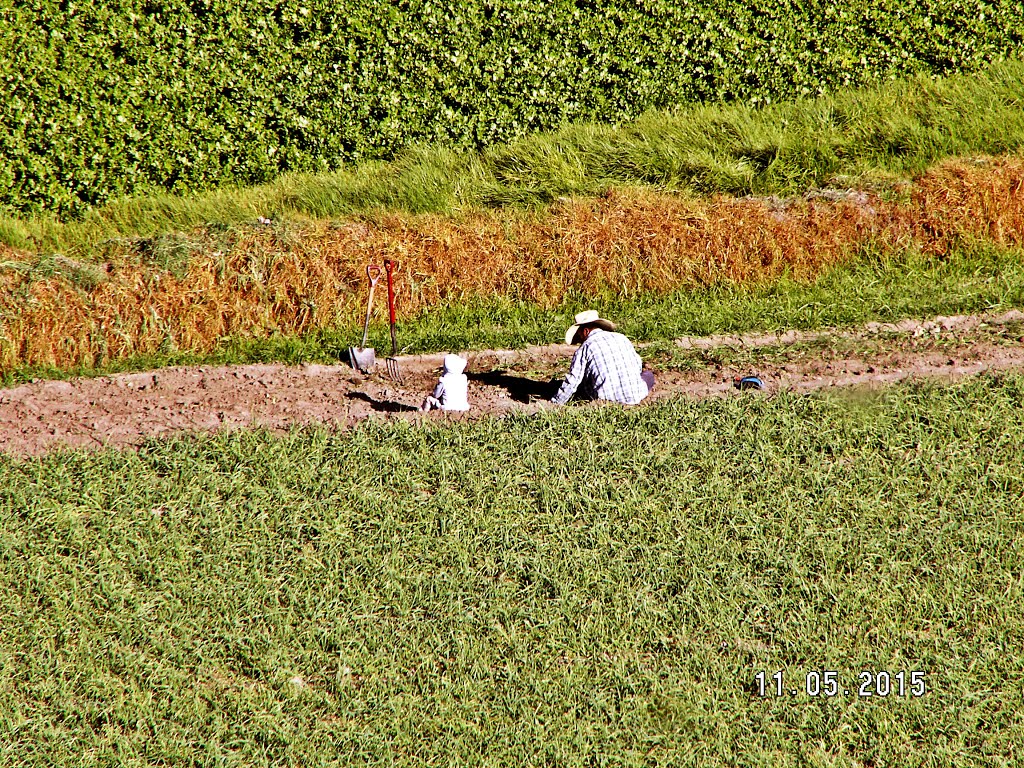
[7,242,1024,387]
[2,376,1022,765]
[6,58,1024,256]
[3,0,1023,218]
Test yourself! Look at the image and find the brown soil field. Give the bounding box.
[2,310,1023,456]
[1,155,1023,373]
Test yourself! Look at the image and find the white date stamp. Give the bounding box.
[753,670,927,698]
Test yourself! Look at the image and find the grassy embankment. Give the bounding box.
[6,240,1024,387]
[1,375,1021,765]
[1,61,1023,381]
[2,157,1024,384]
[5,59,1024,251]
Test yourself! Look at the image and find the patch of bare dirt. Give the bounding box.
[2,310,1024,456]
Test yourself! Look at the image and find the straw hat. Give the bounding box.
[564,310,616,345]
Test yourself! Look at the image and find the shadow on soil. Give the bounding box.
[346,392,419,413]
[469,370,559,403]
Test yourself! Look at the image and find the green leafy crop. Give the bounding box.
[2,0,1022,217]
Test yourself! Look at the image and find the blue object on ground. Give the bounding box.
[734,376,766,391]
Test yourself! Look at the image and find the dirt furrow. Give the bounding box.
[2,311,1023,456]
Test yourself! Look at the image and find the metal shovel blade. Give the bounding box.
[349,264,383,374]
[349,346,376,373]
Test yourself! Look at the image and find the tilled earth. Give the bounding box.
[3,310,1024,456]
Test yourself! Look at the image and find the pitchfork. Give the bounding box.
[383,259,404,384]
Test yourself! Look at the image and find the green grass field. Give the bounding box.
[1,376,1022,765]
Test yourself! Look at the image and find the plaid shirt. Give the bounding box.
[552,329,649,405]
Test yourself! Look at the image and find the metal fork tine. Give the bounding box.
[386,356,403,384]
[383,259,404,385]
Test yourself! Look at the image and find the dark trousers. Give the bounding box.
[550,370,655,402]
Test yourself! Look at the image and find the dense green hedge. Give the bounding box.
[2,0,1023,217]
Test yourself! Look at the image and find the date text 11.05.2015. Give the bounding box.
[754,670,927,698]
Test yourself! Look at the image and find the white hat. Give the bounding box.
[443,354,467,374]
[564,310,616,345]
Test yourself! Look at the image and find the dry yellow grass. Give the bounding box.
[2,156,1023,372]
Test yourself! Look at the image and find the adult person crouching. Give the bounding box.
[550,310,654,406]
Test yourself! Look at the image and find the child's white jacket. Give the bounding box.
[432,373,470,411]
[434,354,470,411]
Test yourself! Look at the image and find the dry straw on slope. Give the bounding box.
[2,156,1023,372]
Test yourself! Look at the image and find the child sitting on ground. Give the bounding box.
[419,354,470,412]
